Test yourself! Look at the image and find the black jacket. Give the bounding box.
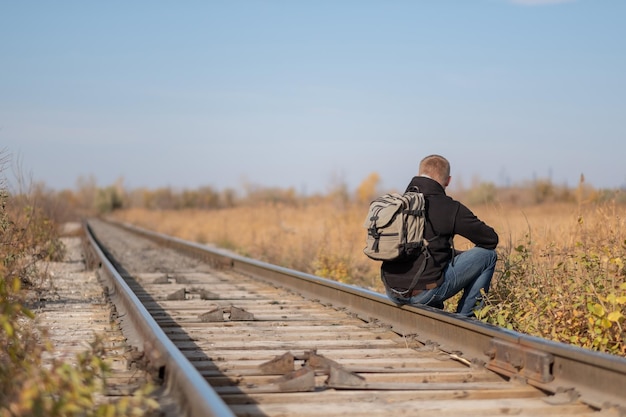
[381,176,498,291]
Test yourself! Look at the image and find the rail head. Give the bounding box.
[108,219,626,413]
[84,220,236,417]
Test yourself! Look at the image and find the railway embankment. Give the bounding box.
[32,222,179,415]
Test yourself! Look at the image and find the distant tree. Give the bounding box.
[242,186,298,206]
[466,181,497,205]
[326,170,350,207]
[95,185,123,213]
[221,188,237,208]
[356,172,380,204]
[75,174,98,212]
[151,187,176,209]
[196,186,221,208]
[533,178,555,204]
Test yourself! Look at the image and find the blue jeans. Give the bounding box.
[385,247,497,317]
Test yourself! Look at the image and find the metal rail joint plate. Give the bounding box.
[486,338,554,384]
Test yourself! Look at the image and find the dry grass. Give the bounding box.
[112,202,377,287]
[110,201,608,286]
[110,198,626,355]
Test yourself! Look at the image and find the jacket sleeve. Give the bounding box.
[454,203,498,249]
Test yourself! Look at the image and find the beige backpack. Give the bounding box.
[363,188,428,262]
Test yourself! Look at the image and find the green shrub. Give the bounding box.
[1,155,157,416]
[478,206,626,355]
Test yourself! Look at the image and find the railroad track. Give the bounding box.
[85,218,626,417]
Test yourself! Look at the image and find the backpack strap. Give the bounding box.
[382,246,432,298]
[406,185,420,193]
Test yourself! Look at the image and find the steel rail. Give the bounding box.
[102,220,626,413]
[84,221,236,417]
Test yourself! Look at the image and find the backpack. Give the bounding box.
[363,187,428,262]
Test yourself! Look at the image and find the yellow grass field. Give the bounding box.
[109,201,621,288]
[110,199,626,355]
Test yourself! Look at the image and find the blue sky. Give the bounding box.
[1,0,625,194]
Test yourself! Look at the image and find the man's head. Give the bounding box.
[419,154,451,188]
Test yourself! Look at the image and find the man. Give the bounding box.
[382,154,498,317]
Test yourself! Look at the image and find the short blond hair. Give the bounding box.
[419,154,450,186]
